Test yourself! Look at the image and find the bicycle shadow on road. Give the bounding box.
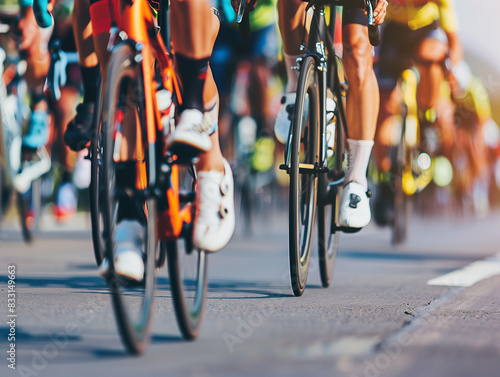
[0,275,107,292]
[340,250,482,263]
[206,280,293,299]
[90,335,184,358]
[0,326,81,344]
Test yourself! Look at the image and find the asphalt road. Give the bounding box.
[1,206,499,377]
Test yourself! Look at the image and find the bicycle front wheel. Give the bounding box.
[165,164,208,340]
[289,56,319,296]
[101,43,156,354]
[89,82,105,265]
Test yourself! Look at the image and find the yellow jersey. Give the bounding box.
[387,0,459,33]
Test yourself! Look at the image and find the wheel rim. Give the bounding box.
[102,44,155,354]
[165,164,208,339]
[289,56,318,295]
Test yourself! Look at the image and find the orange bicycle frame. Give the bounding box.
[116,0,190,240]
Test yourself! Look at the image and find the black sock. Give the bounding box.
[175,54,209,112]
[30,90,45,107]
[115,161,145,223]
[80,65,100,104]
[61,170,72,184]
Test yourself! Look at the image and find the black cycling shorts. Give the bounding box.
[343,8,368,27]
[377,20,445,90]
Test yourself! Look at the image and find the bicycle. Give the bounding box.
[213,17,280,235]
[0,19,51,242]
[36,0,210,354]
[372,67,430,244]
[373,65,452,244]
[277,0,380,296]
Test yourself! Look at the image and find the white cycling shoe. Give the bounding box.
[99,220,145,282]
[338,181,372,229]
[274,93,297,144]
[274,92,336,145]
[166,108,216,155]
[193,158,235,252]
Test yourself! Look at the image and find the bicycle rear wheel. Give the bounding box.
[165,164,208,340]
[289,56,318,296]
[392,124,408,244]
[318,53,349,287]
[101,43,156,354]
[317,108,346,287]
[89,82,105,265]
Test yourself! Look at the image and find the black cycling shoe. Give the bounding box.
[64,102,95,152]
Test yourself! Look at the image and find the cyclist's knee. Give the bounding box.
[416,38,447,64]
[379,89,400,116]
[344,50,373,89]
[343,26,374,88]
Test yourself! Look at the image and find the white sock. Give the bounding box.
[345,139,374,189]
[284,52,302,93]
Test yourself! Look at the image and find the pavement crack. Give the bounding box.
[372,287,465,355]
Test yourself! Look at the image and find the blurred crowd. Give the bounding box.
[0,0,499,236]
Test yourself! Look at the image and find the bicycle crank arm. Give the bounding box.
[279,163,329,174]
[335,225,362,234]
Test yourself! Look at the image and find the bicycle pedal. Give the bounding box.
[336,225,362,234]
[115,274,145,288]
[166,148,200,165]
[84,147,92,160]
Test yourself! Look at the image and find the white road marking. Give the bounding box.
[427,252,500,287]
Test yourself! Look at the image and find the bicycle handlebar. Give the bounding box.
[302,0,381,46]
[236,0,251,40]
[47,40,79,101]
[33,0,53,28]
[365,0,381,46]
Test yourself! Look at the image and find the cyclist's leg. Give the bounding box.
[372,20,411,226]
[373,21,406,174]
[338,9,378,228]
[83,0,145,278]
[18,4,52,149]
[273,0,310,143]
[169,0,235,252]
[248,24,279,133]
[210,23,240,156]
[247,25,279,172]
[277,0,308,93]
[168,0,220,156]
[414,28,455,158]
[64,0,101,151]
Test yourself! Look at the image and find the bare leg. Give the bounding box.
[374,88,401,172]
[170,0,223,173]
[415,37,454,157]
[342,24,378,189]
[343,24,378,141]
[73,0,98,68]
[19,6,51,112]
[277,0,308,55]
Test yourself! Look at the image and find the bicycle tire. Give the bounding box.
[0,165,4,225]
[392,121,408,245]
[289,55,318,296]
[89,82,105,265]
[165,164,208,340]
[101,43,156,354]
[317,51,349,287]
[317,108,345,287]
